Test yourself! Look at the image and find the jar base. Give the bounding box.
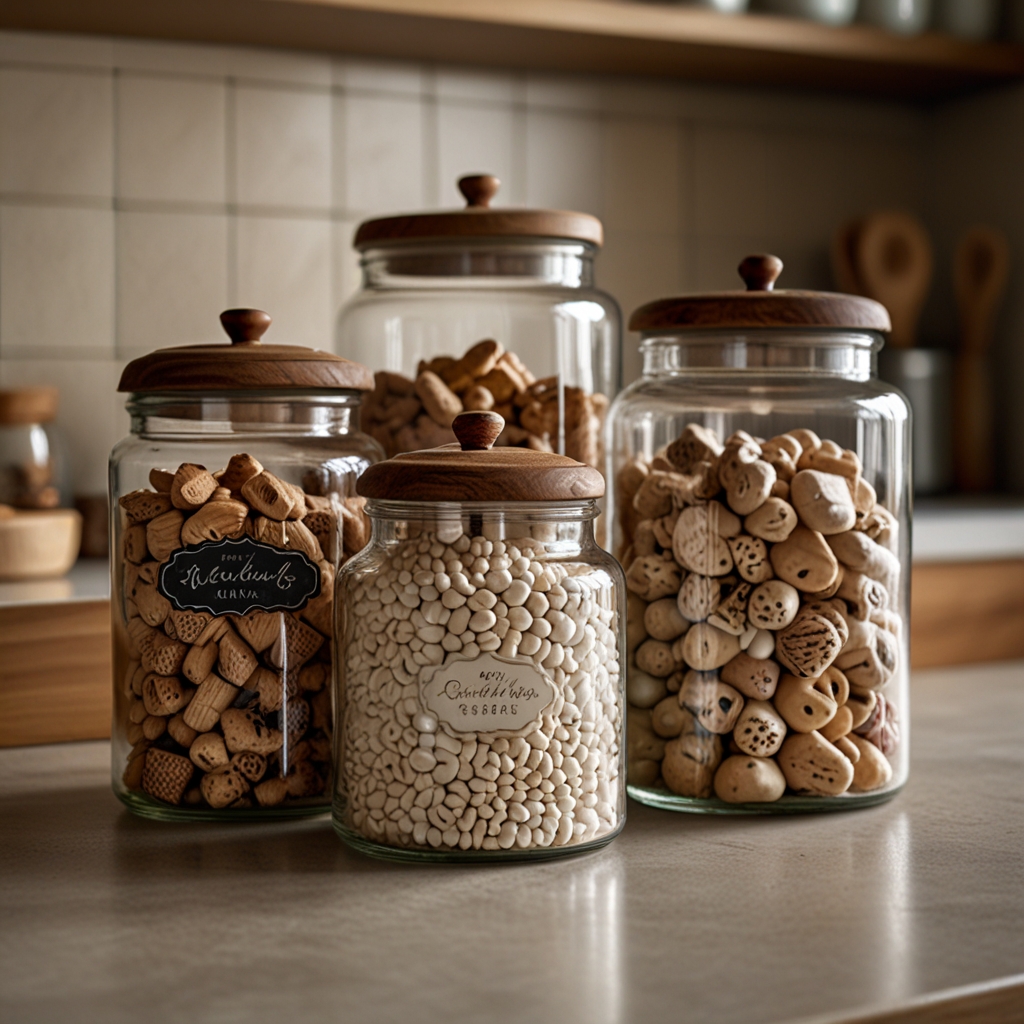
[627,783,904,815]
[332,818,623,863]
[116,789,330,822]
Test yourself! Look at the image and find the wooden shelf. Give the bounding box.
[3,0,1024,100]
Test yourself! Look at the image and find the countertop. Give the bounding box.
[2,663,1023,1024]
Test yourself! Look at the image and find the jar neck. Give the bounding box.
[359,241,595,290]
[364,500,598,551]
[126,392,361,438]
[640,330,882,381]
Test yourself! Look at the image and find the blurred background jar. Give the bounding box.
[0,387,69,510]
[859,0,932,35]
[335,174,621,478]
[608,255,910,814]
[110,309,380,821]
[757,0,858,26]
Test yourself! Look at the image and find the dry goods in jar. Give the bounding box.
[360,338,607,469]
[341,523,622,851]
[620,424,902,804]
[117,454,369,811]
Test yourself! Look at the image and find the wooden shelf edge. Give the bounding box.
[2,0,1023,100]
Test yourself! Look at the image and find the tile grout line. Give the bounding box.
[226,75,238,307]
[112,66,122,360]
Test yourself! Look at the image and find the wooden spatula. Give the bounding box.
[953,225,1010,492]
[855,211,934,349]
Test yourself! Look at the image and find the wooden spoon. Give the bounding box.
[854,211,933,349]
[952,225,1010,492]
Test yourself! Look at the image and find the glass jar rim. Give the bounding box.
[364,498,599,521]
[639,327,884,350]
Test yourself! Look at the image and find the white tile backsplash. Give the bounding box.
[235,216,332,349]
[525,111,603,215]
[0,67,113,198]
[111,38,231,77]
[335,56,424,96]
[117,74,226,204]
[0,204,114,357]
[603,118,682,235]
[0,27,1021,496]
[116,211,229,356]
[693,125,767,238]
[234,84,332,209]
[0,30,113,69]
[342,92,425,215]
[435,66,519,105]
[436,101,517,207]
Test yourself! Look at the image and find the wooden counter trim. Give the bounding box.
[910,559,1024,669]
[1,558,1022,747]
[0,599,111,748]
[820,974,1024,1024]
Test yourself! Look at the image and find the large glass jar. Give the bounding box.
[609,256,910,813]
[335,174,620,477]
[334,411,626,861]
[109,309,380,820]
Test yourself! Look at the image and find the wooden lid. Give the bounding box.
[629,255,892,333]
[118,309,374,393]
[357,411,605,503]
[0,386,58,425]
[353,174,604,250]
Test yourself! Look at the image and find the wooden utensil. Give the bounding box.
[952,225,1010,492]
[854,211,934,349]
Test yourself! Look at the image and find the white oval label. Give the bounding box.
[420,652,557,736]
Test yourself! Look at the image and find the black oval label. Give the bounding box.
[158,536,321,617]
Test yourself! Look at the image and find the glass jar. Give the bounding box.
[335,174,620,477]
[0,386,70,509]
[334,411,626,861]
[609,256,910,813]
[110,309,381,820]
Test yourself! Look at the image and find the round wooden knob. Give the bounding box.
[453,411,504,450]
[458,174,500,209]
[738,255,784,292]
[220,308,272,344]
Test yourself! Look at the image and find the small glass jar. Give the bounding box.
[0,386,70,509]
[336,174,620,476]
[334,411,626,861]
[609,256,910,813]
[110,309,380,820]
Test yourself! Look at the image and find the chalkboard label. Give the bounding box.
[158,536,321,617]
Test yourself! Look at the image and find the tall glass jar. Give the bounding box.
[335,174,620,478]
[334,411,626,861]
[609,256,910,813]
[110,309,380,820]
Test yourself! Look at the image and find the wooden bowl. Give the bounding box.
[0,508,82,581]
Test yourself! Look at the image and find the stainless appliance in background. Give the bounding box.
[879,347,953,495]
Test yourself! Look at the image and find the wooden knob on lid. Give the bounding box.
[458,174,500,209]
[453,411,504,450]
[738,254,784,292]
[220,308,272,344]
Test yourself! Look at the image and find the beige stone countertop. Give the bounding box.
[2,663,1023,1024]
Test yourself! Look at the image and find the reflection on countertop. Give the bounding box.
[1,662,1022,1024]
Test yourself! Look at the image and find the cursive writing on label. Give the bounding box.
[159,535,320,617]
[420,652,557,736]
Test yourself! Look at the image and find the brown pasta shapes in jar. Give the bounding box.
[116,453,369,817]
